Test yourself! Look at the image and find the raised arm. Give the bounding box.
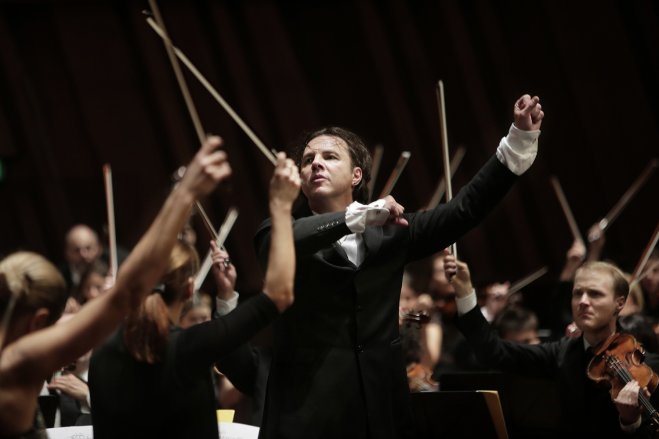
[446,254,562,376]
[263,152,300,312]
[4,136,231,380]
[406,94,544,261]
[210,240,238,303]
[177,153,300,368]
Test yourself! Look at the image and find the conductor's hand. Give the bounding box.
[179,136,232,199]
[382,196,408,226]
[270,152,301,210]
[444,253,473,298]
[514,95,544,131]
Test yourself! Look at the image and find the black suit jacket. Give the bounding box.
[457,306,659,438]
[253,156,518,439]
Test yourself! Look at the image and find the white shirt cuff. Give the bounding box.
[345,199,389,233]
[619,415,642,433]
[82,392,92,413]
[456,289,478,316]
[495,123,540,175]
[216,291,239,316]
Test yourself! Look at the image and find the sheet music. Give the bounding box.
[47,423,259,439]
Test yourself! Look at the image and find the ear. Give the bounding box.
[352,167,362,187]
[28,308,51,332]
[614,296,626,315]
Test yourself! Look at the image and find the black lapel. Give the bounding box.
[316,243,354,268]
[332,242,355,267]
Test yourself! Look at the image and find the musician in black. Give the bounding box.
[447,257,659,438]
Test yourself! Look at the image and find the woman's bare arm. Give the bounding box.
[2,136,231,383]
[263,153,300,312]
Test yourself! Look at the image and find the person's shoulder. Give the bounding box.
[92,327,124,358]
[255,200,311,237]
[551,335,581,349]
[547,335,583,360]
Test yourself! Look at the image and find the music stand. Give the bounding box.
[411,390,508,439]
[439,371,561,437]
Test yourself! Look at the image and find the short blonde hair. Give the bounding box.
[576,261,629,299]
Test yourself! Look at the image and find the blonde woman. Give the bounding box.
[0,136,230,438]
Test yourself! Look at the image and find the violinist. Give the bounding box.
[89,153,300,439]
[447,256,659,437]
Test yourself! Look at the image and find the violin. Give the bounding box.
[406,362,438,392]
[587,333,659,427]
[400,310,437,392]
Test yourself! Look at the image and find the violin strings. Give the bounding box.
[607,355,657,415]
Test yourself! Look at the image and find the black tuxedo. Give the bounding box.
[253,156,518,439]
[457,306,659,438]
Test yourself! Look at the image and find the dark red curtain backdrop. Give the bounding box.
[0,1,657,320]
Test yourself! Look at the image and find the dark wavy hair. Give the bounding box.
[292,126,372,204]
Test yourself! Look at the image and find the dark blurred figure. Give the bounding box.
[641,251,659,318]
[619,313,659,354]
[493,306,541,345]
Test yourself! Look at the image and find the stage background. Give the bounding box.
[0,0,657,329]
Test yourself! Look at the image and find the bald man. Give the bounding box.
[61,224,102,291]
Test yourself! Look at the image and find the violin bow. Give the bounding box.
[144,8,276,165]
[367,144,384,202]
[550,176,585,245]
[102,164,118,282]
[378,151,411,199]
[596,159,657,236]
[146,0,242,247]
[636,260,659,285]
[194,208,239,291]
[171,163,229,247]
[436,80,457,259]
[506,266,549,298]
[630,221,659,287]
[424,145,466,210]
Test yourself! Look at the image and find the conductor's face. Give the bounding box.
[300,135,362,208]
[571,268,625,335]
